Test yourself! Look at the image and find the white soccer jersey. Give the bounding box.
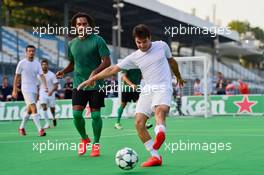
[117,41,173,92]
[15,59,43,93]
[117,41,173,117]
[39,71,58,97]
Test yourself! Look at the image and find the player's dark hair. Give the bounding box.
[2,76,8,81]
[71,12,95,28]
[26,45,36,51]
[195,78,200,82]
[41,59,48,64]
[133,24,151,39]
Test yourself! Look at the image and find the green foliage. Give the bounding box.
[228,20,264,42]
[228,20,250,34]
[2,0,62,27]
[251,27,264,42]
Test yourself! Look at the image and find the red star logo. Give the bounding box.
[234,96,257,113]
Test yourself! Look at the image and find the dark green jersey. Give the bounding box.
[68,34,110,90]
[122,69,142,92]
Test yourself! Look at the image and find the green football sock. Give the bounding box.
[91,111,102,143]
[73,110,88,140]
[117,106,124,123]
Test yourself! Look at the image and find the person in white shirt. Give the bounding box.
[12,45,48,137]
[193,78,202,96]
[77,24,185,167]
[39,59,59,128]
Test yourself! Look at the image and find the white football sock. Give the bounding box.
[19,113,30,129]
[43,110,50,126]
[144,139,160,159]
[144,139,154,151]
[32,114,42,132]
[150,149,160,159]
[154,124,166,135]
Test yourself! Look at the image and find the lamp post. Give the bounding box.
[112,0,124,64]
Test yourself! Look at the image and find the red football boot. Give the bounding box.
[141,156,162,167]
[90,144,100,157]
[19,128,26,136]
[39,129,46,137]
[78,138,91,155]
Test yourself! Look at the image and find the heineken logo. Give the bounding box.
[175,95,263,116]
[234,96,257,113]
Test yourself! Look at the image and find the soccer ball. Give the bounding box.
[115,147,138,170]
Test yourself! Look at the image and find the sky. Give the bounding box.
[158,0,264,29]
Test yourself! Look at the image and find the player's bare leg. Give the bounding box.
[135,113,151,142]
[135,113,162,167]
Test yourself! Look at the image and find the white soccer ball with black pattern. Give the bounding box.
[115,147,138,170]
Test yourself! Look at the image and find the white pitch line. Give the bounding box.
[0,132,137,144]
[0,129,137,135]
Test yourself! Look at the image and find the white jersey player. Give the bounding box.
[12,45,48,136]
[39,59,59,128]
[77,24,185,167]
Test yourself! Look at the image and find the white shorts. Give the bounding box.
[22,92,37,106]
[39,93,56,107]
[135,89,172,117]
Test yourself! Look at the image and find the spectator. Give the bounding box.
[216,72,227,95]
[105,76,118,97]
[200,77,213,95]
[225,80,236,95]
[238,79,249,94]
[56,83,64,99]
[16,78,24,101]
[193,78,202,96]
[0,76,12,101]
[64,76,73,99]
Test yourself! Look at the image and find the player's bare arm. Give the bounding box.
[36,85,40,101]
[77,65,121,90]
[122,73,137,90]
[89,56,111,85]
[12,74,21,99]
[56,61,74,79]
[48,83,59,96]
[90,56,111,77]
[168,58,185,86]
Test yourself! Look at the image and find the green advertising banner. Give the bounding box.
[0,99,118,121]
[180,95,264,115]
[0,95,263,121]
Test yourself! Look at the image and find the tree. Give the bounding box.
[251,27,264,42]
[228,20,250,34]
[2,0,61,27]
